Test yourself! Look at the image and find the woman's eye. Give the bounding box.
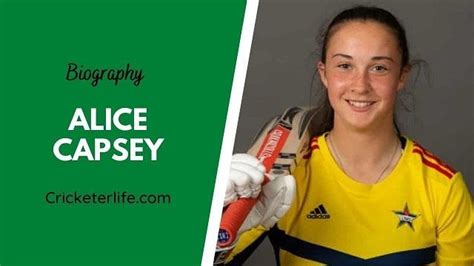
[337,63,351,69]
[371,65,388,72]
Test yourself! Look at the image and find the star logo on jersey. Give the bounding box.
[393,203,419,231]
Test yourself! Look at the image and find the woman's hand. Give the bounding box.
[225,153,296,233]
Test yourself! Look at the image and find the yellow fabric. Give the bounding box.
[227,135,473,265]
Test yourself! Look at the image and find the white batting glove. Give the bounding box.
[224,153,296,234]
[238,174,295,234]
[224,154,266,207]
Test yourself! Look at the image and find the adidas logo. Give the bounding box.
[307,204,330,219]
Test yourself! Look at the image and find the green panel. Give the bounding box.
[0,0,246,265]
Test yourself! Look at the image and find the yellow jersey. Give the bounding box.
[227,134,473,265]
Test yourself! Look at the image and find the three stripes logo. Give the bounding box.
[307,204,330,219]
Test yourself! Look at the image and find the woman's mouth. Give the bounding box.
[346,100,376,110]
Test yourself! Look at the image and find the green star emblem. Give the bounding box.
[393,203,419,231]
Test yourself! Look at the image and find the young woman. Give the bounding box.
[222,6,473,266]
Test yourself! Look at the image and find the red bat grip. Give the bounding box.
[218,197,258,247]
[217,124,290,248]
[217,176,271,247]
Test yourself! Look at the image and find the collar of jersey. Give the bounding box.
[316,132,412,197]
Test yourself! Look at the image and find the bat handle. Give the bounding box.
[218,197,259,247]
[217,123,290,248]
[217,176,270,248]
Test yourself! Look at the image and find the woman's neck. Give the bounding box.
[327,122,401,184]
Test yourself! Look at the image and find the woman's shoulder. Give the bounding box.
[402,137,461,186]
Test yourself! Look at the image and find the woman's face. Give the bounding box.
[318,21,410,132]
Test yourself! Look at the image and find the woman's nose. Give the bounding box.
[351,71,371,93]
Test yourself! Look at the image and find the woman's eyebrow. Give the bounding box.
[332,54,394,62]
[332,53,352,59]
[372,56,394,62]
[332,53,394,62]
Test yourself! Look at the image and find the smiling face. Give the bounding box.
[318,20,410,132]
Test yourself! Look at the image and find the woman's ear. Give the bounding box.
[317,61,328,89]
[397,64,411,91]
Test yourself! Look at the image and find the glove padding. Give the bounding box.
[224,154,266,206]
[238,174,296,234]
[224,153,296,234]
